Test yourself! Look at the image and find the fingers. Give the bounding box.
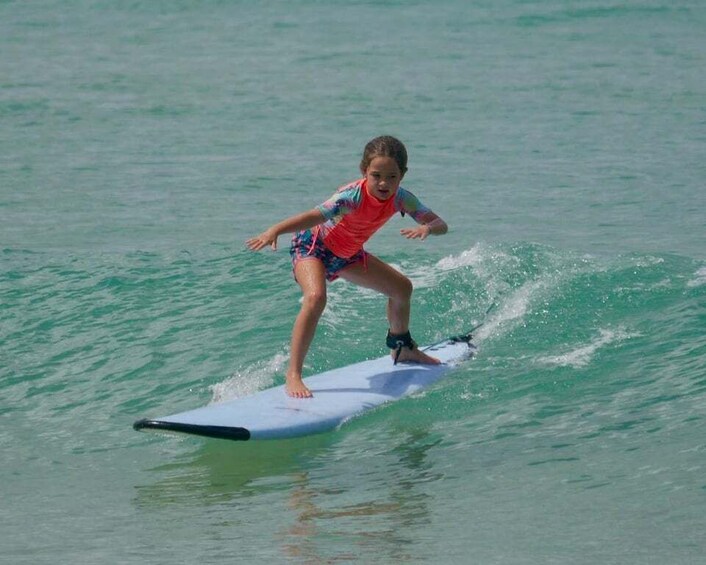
[399,228,428,240]
[246,232,278,251]
[245,238,266,251]
[246,238,271,251]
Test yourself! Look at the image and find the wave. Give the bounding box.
[3,243,703,439]
[201,242,705,416]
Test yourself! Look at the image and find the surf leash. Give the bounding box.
[449,302,496,344]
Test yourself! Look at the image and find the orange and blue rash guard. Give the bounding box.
[314,178,432,259]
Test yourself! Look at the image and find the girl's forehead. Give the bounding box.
[367,156,401,172]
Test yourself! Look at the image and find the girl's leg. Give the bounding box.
[287,259,328,398]
[338,254,440,364]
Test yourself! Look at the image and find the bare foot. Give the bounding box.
[393,346,441,365]
[286,374,313,398]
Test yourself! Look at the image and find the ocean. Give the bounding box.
[2,0,705,563]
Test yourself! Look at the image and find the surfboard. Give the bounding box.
[133,331,477,441]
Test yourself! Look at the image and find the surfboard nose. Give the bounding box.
[133,418,251,441]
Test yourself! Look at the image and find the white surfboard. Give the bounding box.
[133,332,477,441]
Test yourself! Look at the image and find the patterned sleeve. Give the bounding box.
[316,184,362,221]
[396,188,432,223]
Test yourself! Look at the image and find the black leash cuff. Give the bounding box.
[386,330,417,365]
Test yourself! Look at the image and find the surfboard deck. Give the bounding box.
[133,332,476,441]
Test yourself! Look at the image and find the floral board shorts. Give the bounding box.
[290,229,367,282]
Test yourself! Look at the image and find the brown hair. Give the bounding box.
[359,135,408,176]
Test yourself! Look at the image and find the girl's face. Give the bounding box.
[363,156,404,201]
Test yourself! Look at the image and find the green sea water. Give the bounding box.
[2,1,705,563]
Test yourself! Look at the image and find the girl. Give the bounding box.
[246,136,448,398]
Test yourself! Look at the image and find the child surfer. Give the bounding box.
[246,136,448,398]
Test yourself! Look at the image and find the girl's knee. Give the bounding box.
[302,288,327,313]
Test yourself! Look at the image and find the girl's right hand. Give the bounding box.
[246,228,278,251]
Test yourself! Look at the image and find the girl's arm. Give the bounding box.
[400,210,448,240]
[246,209,326,251]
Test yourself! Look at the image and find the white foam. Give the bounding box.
[209,352,287,403]
[538,327,638,369]
[687,266,706,288]
[436,243,517,275]
[474,280,544,342]
[436,245,485,271]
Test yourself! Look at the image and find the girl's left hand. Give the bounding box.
[400,225,431,240]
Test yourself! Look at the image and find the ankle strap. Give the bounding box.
[386,331,417,365]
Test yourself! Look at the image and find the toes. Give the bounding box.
[287,387,313,398]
